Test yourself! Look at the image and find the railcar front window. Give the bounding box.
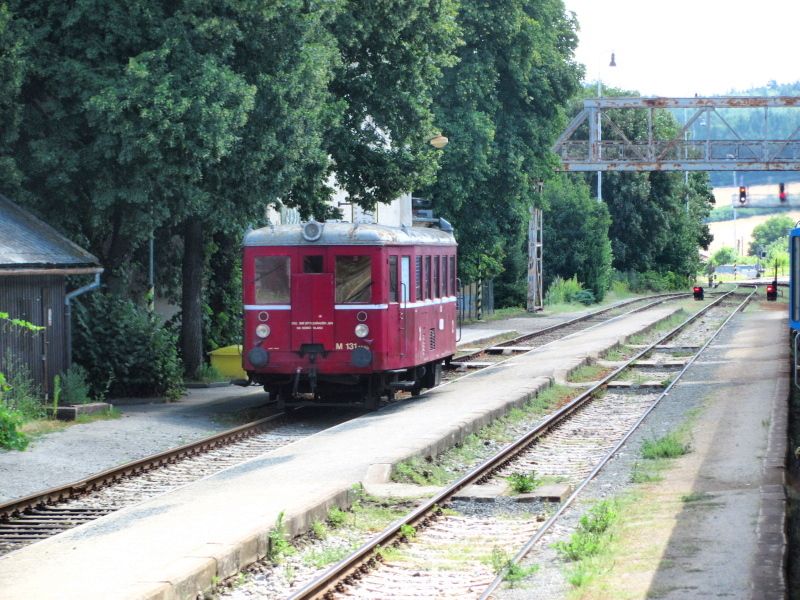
[304,255,323,273]
[336,256,372,303]
[254,256,290,304]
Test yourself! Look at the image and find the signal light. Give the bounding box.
[766,283,777,301]
[693,286,704,300]
[738,186,747,204]
[779,182,787,202]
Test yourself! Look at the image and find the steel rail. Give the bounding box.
[452,292,689,365]
[0,294,686,524]
[288,290,738,600]
[0,411,287,521]
[479,287,755,598]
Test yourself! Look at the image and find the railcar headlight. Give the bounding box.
[354,324,369,338]
[255,324,271,338]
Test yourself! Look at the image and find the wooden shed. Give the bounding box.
[0,194,102,398]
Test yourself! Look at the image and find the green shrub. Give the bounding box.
[614,270,693,294]
[2,363,45,420]
[0,404,28,450]
[60,364,93,405]
[640,432,690,459]
[73,293,184,401]
[544,275,584,305]
[573,289,596,305]
[507,471,540,494]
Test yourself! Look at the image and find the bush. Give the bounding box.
[544,275,584,305]
[73,293,184,401]
[614,270,692,294]
[60,364,93,405]
[0,405,28,450]
[573,290,596,305]
[2,362,45,420]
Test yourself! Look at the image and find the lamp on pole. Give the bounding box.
[597,52,616,202]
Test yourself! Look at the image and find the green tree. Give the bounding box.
[748,215,794,256]
[421,0,583,287]
[542,175,612,300]
[9,1,342,376]
[325,0,460,209]
[0,1,26,195]
[711,246,737,265]
[589,89,714,279]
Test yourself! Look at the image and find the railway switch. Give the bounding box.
[693,286,704,300]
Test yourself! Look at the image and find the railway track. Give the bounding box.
[282,288,754,600]
[0,292,699,560]
[447,292,689,372]
[0,412,340,555]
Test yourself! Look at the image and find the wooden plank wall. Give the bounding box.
[0,275,66,399]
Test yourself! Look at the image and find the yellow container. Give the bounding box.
[208,345,246,380]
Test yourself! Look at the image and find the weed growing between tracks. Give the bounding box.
[391,384,578,486]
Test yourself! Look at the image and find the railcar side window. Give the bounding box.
[433,257,440,298]
[442,256,448,297]
[415,257,422,300]
[303,255,324,273]
[254,256,290,304]
[425,256,431,300]
[450,256,456,295]
[389,256,398,302]
[336,255,372,303]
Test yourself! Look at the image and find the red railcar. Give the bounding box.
[242,220,458,408]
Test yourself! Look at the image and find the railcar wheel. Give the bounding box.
[363,375,381,411]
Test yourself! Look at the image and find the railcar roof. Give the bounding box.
[244,222,457,247]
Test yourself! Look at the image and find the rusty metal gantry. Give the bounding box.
[552,96,800,171]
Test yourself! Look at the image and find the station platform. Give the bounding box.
[0,301,788,600]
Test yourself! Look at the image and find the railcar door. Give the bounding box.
[290,272,335,352]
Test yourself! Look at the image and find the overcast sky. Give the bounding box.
[562,0,800,97]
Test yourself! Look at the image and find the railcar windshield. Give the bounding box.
[336,255,372,303]
[254,256,290,303]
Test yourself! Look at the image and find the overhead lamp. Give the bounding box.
[429,134,449,149]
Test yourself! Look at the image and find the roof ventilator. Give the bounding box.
[302,220,323,241]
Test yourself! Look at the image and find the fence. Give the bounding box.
[459,279,494,321]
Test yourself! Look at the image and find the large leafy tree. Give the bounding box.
[9,1,341,376]
[326,0,460,209]
[542,175,612,300]
[588,88,714,279]
[0,2,25,195]
[748,214,795,256]
[421,0,583,286]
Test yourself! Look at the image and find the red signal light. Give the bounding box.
[766,283,777,301]
[738,186,747,204]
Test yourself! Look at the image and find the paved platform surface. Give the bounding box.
[0,304,678,600]
[633,302,788,599]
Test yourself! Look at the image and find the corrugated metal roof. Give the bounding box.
[244,222,457,247]
[0,194,100,268]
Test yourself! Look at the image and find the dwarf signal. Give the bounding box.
[766,282,777,301]
[693,286,704,300]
